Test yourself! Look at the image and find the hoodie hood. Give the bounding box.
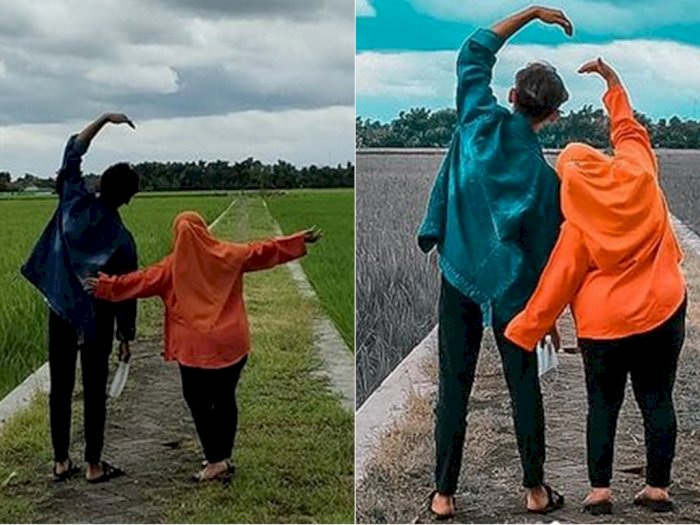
[556,142,667,271]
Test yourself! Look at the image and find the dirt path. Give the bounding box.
[30,338,198,524]
[357,255,700,523]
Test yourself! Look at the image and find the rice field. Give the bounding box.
[355,149,700,406]
[265,189,355,348]
[0,193,233,398]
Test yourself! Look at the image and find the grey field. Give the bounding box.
[355,149,700,407]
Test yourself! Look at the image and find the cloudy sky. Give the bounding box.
[357,0,700,122]
[0,0,354,178]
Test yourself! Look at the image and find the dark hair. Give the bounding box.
[514,62,569,122]
[100,162,139,205]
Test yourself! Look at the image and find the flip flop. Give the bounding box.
[634,494,674,513]
[527,484,565,515]
[428,490,455,520]
[583,499,613,515]
[53,460,80,482]
[86,461,125,484]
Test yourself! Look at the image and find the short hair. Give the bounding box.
[514,62,569,122]
[100,162,139,203]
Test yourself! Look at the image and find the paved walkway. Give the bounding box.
[357,233,700,523]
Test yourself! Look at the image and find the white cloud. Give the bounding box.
[85,65,179,95]
[356,0,376,17]
[357,39,700,120]
[408,0,700,36]
[0,106,355,177]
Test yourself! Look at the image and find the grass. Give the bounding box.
[0,394,53,523]
[0,194,232,396]
[265,189,354,349]
[164,196,354,523]
[355,154,440,405]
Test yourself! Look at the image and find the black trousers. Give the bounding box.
[435,278,545,494]
[580,297,686,489]
[48,306,114,464]
[179,356,248,464]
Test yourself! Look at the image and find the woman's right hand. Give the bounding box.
[578,57,621,89]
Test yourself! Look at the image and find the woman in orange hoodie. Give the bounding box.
[505,58,686,515]
[85,211,321,482]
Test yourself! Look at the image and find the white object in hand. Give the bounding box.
[536,334,559,377]
[109,361,130,398]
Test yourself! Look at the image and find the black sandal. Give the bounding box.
[53,460,80,482]
[87,461,125,484]
[527,484,564,515]
[583,499,613,515]
[634,494,674,513]
[429,490,455,520]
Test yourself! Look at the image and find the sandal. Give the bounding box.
[53,460,80,482]
[583,499,613,515]
[428,490,455,520]
[527,484,564,515]
[86,461,125,484]
[192,460,233,483]
[634,494,674,513]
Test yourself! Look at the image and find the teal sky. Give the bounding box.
[357,0,700,122]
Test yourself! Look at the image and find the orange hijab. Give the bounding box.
[169,211,247,332]
[556,144,667,271]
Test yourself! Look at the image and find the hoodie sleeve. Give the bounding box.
[243,233,307,272]
[96,259,169,302]
[604,84,658,177]
[505,222,589,350]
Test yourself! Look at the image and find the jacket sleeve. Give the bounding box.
[505,223,589,350]
[96,259,169,302]
[456,28,505,125]
[604,84,658,177]
[113,236,138,342]
[56,134,89,200]
[243,233,307,272]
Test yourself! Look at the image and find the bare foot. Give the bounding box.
[430,492,455,517]
[86,463,104,481]
[195,460,229,482]
[584,487,612,506]
[635,485,671,502]
[54,460,71,476]
[526,486,548,512]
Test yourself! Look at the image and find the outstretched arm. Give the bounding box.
[244,228,322,272]
[457,6,572,124]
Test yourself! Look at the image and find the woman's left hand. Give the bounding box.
[303,227,323,244]
[82,276,99,294]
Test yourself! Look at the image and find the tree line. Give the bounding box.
[0,158,354,193]
[357,106,700,149]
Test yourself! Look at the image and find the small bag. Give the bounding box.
[536,335,559,377]
[109,361,130,398]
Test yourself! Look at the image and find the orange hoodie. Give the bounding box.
[95,212,307,368]
[505,84,685,350]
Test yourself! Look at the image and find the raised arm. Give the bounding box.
[578,58,656,175]
[243,228,321,272]
[57,113,136,197]
[505,222,589,351]
[457,6,572,124]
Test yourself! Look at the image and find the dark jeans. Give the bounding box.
[179,356,248,464]
[435,278,545,494]
[580,297,686,489]
[48,306,114,465]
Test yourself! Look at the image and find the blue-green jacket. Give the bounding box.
[418,28,563,327]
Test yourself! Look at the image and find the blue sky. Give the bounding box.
[357,0,700,122]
